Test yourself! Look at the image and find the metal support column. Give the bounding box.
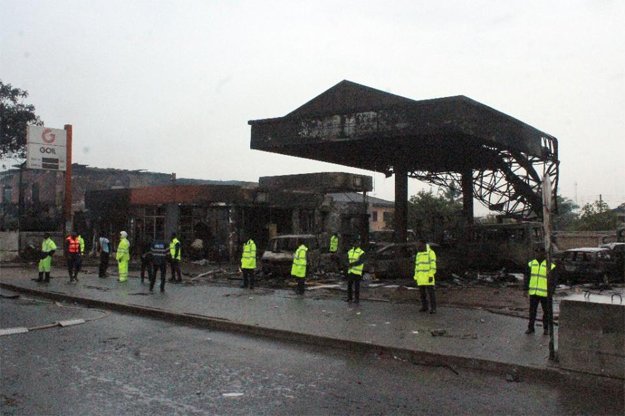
[394,167,408,243]
[462,169,474,225]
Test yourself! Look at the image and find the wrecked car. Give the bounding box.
[558,247,621,284]
[260,234,320,277]
[599,242,625,280]
[365,242,443,280]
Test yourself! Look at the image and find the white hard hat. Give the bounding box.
[120,231,128,238]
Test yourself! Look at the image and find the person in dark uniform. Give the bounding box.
[150,239,168,292]
[140,238,153,284]
[98,234,111,278]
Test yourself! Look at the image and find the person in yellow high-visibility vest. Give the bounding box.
[37,233,57,283]
[116,231,130,282]
[524,248,557,335]
[291,243,308,295]
[414,239,437,314]
[240,236,257,289]
[169,233,182,283]
[346,238,365,304]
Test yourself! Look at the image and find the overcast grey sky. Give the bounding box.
[1,0,624,213]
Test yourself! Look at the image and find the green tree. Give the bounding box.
[0,81,43,157]
[553,195,579,230]
[408,189,463,241]
[572,199,617,231]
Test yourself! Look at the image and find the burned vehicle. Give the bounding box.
[365,242,444,280]
[260,234,320,277]
[558,247,621,284]
[599,242,625,281]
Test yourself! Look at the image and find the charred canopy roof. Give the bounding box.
[249,80,554,174]
[249,80,559,218]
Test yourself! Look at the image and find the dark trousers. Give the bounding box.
[151,263,167,291]
[67,253,80,280]
[170,259,182,281]
[419,286,436,311]
[141,258,152,282]
[347,272,361,302]
[99,252,110,277]
[294,277,305,295]
[241,268,255,289]
[528,295,551,330]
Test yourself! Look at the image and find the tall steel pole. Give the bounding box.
[542,173,556,361]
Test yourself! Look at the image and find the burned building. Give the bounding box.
[84,172,380,261]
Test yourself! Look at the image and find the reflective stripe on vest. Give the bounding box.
[413,245,437,285]
[66,236,80,254]
[170,238,181,260]
[528,259,555,297]
[348,247,365,275]
[241,240,256,269]
[329,235,339,253]
[291,245,308,278]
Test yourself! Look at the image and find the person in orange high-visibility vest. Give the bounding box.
[65,231,81,282]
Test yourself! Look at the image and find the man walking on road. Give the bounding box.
[116,231,130,283]
[524,248,557,335]
[291,242,308,295]
[98,234,110,277]
[169,232,182,283]
[240,236,257,289]
[37,233,57,283]
[414,239,437,314]
[65,231,81,282]
[346,238,365,304]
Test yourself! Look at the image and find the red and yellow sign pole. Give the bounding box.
[63,124,73,234]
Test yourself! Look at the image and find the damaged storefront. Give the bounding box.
[84,172,376,262]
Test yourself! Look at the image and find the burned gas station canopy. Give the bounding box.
[249,80,559,219]
[259,172,372,194]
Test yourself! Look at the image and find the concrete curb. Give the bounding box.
[1,282,621,391]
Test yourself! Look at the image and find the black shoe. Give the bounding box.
[419,307,428,312]
[160,287,165,292]
[354,299,360,304]
[543,329,549,335]
[240,284,247,288]
[149,286,154,292]
[345,298,352,303]
[429,309,436,314]
[525,328,535,334]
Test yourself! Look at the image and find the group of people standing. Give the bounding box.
[246,232,439,312]
[37,229,555,331]
[36,230,182,292]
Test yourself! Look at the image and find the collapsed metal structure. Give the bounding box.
[249,80,559,241]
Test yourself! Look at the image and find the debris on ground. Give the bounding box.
[430,329,447,337]
[506,369,520,382]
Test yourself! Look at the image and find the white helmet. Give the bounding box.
[120,231,128,238]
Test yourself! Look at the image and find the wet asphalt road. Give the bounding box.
[1,294,622,416]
